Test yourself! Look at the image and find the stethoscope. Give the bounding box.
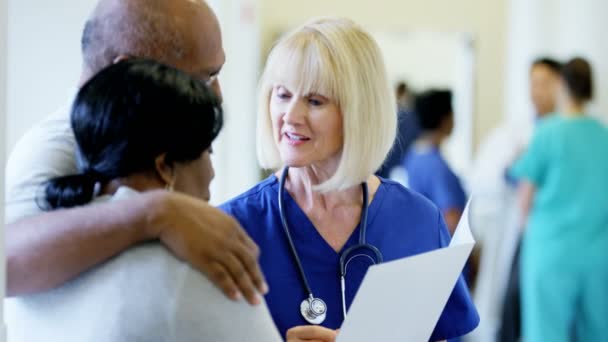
[278,167,383,325]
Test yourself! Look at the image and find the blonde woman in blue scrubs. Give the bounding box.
[510,57,608,342]
[221,17,479,342]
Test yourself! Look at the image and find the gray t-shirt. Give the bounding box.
[5,187,282,342]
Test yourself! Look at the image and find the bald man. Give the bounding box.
[5,0,266,306]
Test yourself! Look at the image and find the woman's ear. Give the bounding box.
[155,153,174,189]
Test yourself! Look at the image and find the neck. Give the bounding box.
[101,174,164,196]
[563,100,585,117]
[537,108,555,118]
[283,166,363,212]
[417,132,444,147]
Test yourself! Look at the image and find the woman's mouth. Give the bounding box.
[284,132,310,146]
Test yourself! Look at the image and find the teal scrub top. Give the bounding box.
[510,114,608,264]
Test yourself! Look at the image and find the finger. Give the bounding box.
[287,326,337,341]
[232,238,268,294]
[205,261,241,301]
[285,327,301,342]
[223,252,261,305]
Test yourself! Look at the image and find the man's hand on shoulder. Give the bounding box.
[143,191,268,305]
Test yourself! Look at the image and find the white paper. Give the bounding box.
[337,199,475,342]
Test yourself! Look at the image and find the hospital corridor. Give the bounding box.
[1,0,607,341]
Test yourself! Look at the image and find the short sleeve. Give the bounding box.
[5,110,78,224]
[509,128,549,186]
[430,211,480,341]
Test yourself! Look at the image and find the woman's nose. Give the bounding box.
[283,99,306,125]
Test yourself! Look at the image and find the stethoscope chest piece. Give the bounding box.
[300,296,327,325]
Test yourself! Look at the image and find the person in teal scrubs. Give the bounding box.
[510,57,608,342]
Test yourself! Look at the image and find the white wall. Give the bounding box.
[1,0,8,339]
[505,0,608,126]
[6,0,97,152]
[207,0,261,205]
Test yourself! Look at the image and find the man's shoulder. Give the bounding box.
[11,105,74,150]
[5,105,77,223]
[8,104,74,160]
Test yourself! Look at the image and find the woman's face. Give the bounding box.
[269,85,343,169]
[172,149,214,201]
[530,64,560,116]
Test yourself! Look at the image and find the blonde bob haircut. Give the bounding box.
[257,17,397,192]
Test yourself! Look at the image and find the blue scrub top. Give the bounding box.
[220,176,479,341]
[403,145,467,212]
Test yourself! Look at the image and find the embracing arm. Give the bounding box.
[6,193,151,296]
[6,190,267,304]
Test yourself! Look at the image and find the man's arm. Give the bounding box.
[6,190,268,304]
[5,113,266,304]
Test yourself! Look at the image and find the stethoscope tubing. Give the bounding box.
[278,166,383,321]
[278,167,315,297]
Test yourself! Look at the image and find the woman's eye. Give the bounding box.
[308,98,323,106]
[275,87,292,100]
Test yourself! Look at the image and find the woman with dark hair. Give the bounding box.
[6,59,281,342]
[43,59,223,209]
[509,57,608,341]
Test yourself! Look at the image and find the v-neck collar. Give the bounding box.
[271,176,388,256]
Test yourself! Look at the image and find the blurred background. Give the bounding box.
[1,0,607,341]
[3,0,608,202]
